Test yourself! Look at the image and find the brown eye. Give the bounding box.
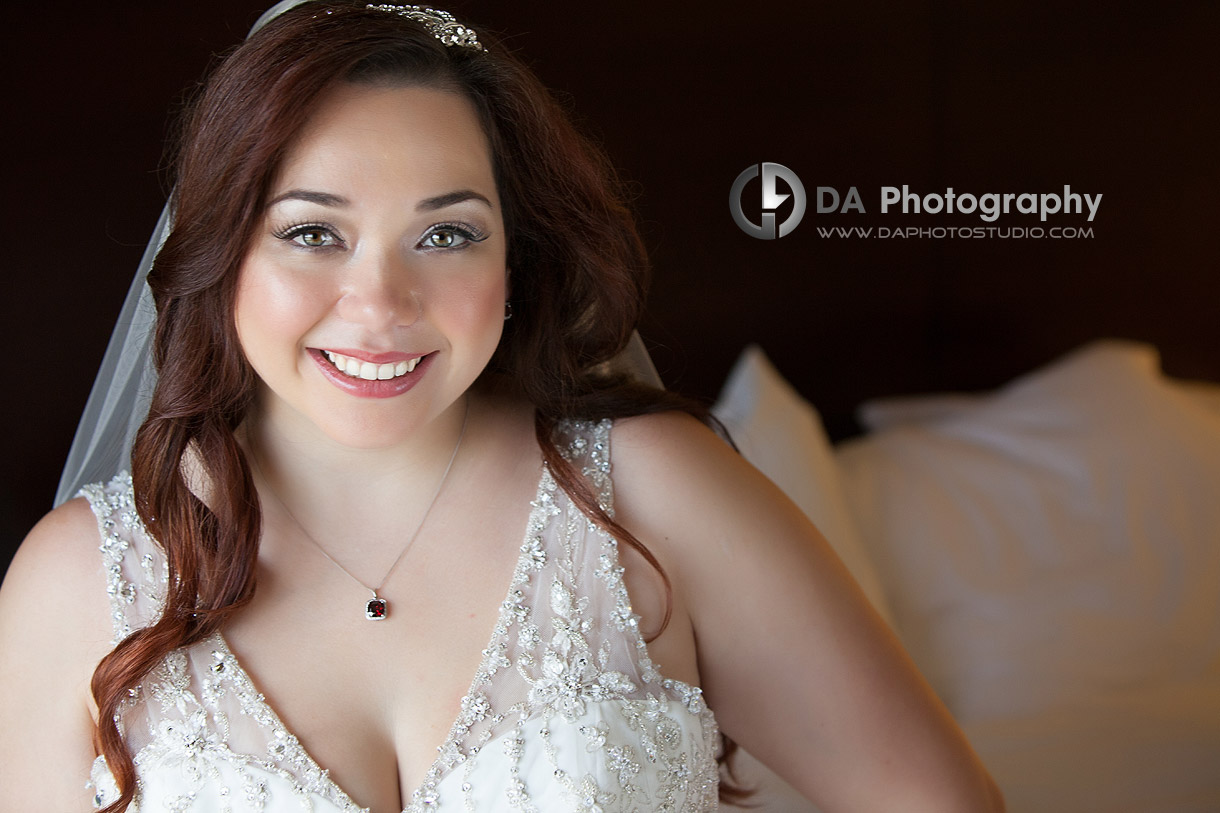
[299,229,329,247]
[418,223,486,251]
[427,229,459,248]
[274,222,341,249]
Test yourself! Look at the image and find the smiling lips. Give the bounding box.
[311,348,432,399]
[323,350,420,380]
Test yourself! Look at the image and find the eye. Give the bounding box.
[425,229,463,249]
[419,222,488,251]
[273,222,342,249]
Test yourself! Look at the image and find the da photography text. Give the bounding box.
[730,163,1103,240]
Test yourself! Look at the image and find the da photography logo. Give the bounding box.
[730,162,806,239]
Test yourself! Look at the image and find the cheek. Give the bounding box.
[470,278,510,348]
[234,262,327,366]
[469,278,507,325]
[430,273,507,344]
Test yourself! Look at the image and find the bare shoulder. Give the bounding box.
[610,409,758,492]
[0,495,114,679]
[0,498,112,809]
[608,410,827,632]
[609,407,724,456]
[2,497,111,625]
[609,410,812,566]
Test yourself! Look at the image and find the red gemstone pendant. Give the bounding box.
[366,597,388,620]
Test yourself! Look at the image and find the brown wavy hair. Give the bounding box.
[91,3,747,810]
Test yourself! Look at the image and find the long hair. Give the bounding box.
[91,4,745,810]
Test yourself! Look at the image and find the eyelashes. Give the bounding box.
[272,222,339,249]
[419,222,489,250]
[271,220,490,252]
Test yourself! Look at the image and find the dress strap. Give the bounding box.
[553,418,615,515]
[81,473,168,644]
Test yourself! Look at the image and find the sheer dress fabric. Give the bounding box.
[84,420,721,812]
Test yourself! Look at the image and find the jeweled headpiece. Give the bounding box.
[366,5,486,51]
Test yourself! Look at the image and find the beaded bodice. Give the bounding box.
[83,420,720,812]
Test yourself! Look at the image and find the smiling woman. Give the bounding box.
[235,83,507,451]
[0,3,1003,812]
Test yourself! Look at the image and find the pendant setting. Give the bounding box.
[366,595,388,620]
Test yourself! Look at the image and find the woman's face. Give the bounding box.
[234,82,507,449]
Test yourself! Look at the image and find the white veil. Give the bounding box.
[54,208,167,506]
[53,3,304,506]
[53,0,662,506]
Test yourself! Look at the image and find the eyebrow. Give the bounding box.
[266,189,349,208]
[416,190,493,211]
[265,188,492,212]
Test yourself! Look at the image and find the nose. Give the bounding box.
[335,246,421,332]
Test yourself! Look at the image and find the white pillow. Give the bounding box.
[713,345,895,626]
[857,365,1220,432]
[857,393,986,431]
[1177,379,1220,417]
[836,340,1220,719]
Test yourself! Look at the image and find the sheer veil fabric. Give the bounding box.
[54,0,295,506]
[55,0,662,506]
[55,206,166,506]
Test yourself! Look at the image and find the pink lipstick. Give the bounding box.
[309,348,433,399]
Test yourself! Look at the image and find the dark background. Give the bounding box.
[4,1,1218,573]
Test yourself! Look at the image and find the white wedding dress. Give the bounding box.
[83,420,720,812]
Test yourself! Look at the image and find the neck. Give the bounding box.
[242,394,473,531]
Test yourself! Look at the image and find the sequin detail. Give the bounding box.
[84,420,719,811]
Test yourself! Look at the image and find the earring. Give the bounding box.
[504,301,513,321]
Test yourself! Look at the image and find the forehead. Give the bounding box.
[272,82,495,198]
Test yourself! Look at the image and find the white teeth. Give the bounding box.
[323,351,422,381]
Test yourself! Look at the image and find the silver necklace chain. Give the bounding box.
[251,399,469,619]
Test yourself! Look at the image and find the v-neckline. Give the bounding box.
[211,460,554,813]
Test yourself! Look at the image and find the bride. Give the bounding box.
[0,3,1002,811]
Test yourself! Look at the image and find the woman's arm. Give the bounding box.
[611,411,1004,812]
[0,498,114,812]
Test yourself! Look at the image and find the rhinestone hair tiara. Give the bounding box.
[366,5,486,51]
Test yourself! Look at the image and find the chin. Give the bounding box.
[314,413,421,451]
